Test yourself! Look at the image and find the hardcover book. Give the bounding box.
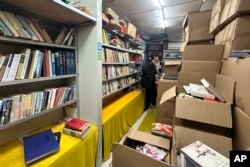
[23,129,59,165]
[65,117,89,131]
[62,124,91,139]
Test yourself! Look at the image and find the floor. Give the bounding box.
[100,110,149,167]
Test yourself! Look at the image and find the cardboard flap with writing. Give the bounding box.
[112,143,169,167]
[215,74,235,104]
[174,126,232,158]
[160,86,176,105]
[175,97,232,128]
[127,128,170,150]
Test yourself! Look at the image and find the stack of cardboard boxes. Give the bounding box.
[158,8,236,164]
[211,0,250,151]
[103,7,137,39]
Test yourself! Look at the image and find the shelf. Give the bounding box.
[102,62,129,65]
[102,43,141,54]
[0,99,77,130]
[0,74,77,87]
[102,72,138,82]
[1,0,96,25]
[102,80,139,98]
[0,36,76,49]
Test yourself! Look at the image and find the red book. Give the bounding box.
[65,117,89,131]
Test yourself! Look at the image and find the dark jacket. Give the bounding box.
[141,61,156,88]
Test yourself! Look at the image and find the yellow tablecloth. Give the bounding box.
[102,89,144,161]
[0,123,98,167]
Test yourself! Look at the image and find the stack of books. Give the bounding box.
[62,117,91,139]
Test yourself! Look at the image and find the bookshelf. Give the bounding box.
[0,1,102,166]
[102,26,143,99]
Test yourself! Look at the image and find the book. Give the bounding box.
[189,83,215,100]
[7,53,21,81]
[16,15,38,41]
[200,78,226,103]
[61,27,74,45]
[62,124,91,139]
[1,54,14,81]
[0,18,12,36]
[24,18,44,42]
[19,48,31,79]
[23,129,59,165]
[54,26,67,44]
[15,53,25,80]
[28,50,39,79]
[0,10,19,37]
[65,117,89,131]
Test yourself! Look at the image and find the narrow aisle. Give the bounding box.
[101,110,150,167]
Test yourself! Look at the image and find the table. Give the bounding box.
[102,89,144,161]
[0,123,98,167]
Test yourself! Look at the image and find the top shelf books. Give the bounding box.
[1,0,96,25]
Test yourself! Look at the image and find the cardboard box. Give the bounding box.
[102,13,109,24]
[180,41,214,52]
[160,73,235,134]
[215,15,250,59]
[156,116,173,126]
[220,0,250,26]
[104,7,119,20]
[182,45,224,61]
[180,140,230,167]
[180,60,222,73]
[112,128,174,167]
[125,22,137,39]
[156,99,175,121]
[182,11,214,42]
[163,60,181,76]
[209,0,226,34]
[220,58,250,116]
[174,126,232,158]
[232,107,250,150]
[157,78,178,99]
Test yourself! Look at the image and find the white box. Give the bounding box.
[180,140,229,167]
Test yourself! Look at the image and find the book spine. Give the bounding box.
[62,127,83,138]
[0,55,10,81]
[51,52,56,76]
[20,48,31,79]
[1,54,14,81]
[16,15,38,41]
[0,10,19,37]
[15,53,25,80]
[28,50,39,79]
[0,18,12,36]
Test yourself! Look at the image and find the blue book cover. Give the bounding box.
[23,129,59,165]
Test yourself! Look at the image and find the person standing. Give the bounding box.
[141,52,159,111]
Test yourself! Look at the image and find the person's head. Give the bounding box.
[150,52,159,63]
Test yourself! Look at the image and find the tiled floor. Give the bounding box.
[101,111,148,167]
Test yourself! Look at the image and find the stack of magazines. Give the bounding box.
[62,117,91,139]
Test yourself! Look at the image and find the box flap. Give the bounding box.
[175,97,232,128]
[178,72,216,86]
[215,74,235,104]
[233,107,250,150]
[174,126,232,158]
[127,128,170,150]
[112,143,170,167]
[160,86,176,105]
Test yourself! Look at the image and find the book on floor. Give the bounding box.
[23,129,59,165]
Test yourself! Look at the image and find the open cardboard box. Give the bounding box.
[160,72,235,136]
[174,125,232,158]
[112,128,175,167]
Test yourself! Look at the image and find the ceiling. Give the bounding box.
[102,0,216,44]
